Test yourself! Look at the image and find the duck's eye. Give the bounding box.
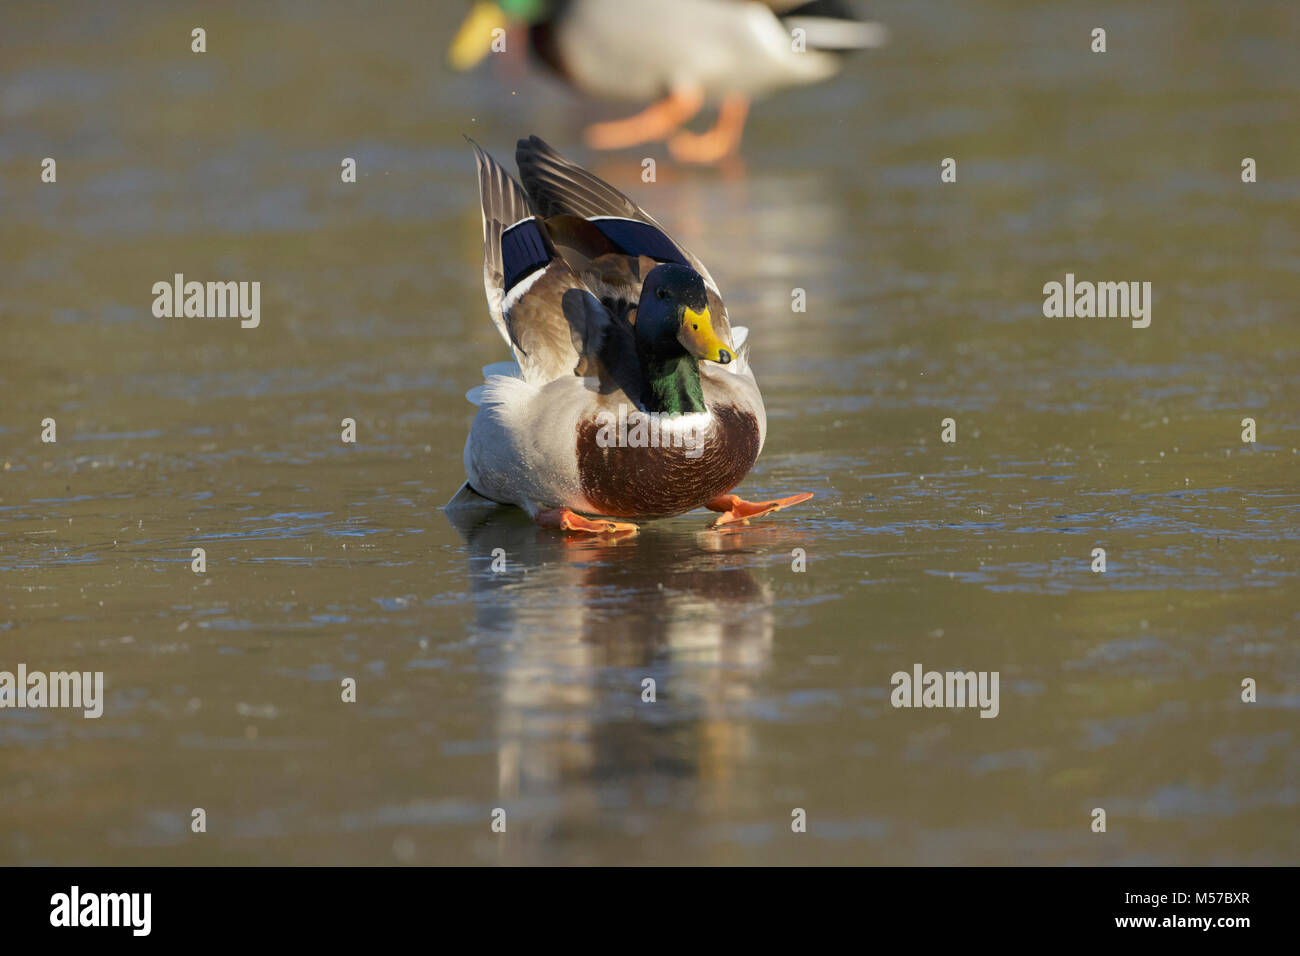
[656,287,668,300]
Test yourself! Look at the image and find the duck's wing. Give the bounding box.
[514,135,733,346]
[470,136,533,353]
[470,139,635,388]
[536,216,658,324]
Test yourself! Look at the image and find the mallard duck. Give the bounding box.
[449,1,886,163]
[448,135,812,534]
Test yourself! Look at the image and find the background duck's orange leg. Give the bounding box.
[535,507,639,535]
[668,94,750,164]
[706,491,813,527]
[585,86,704,150]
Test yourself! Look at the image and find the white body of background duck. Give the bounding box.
[449,1,887,162]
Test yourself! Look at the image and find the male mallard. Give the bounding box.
[449,1,886,163]
[449,135,812,534]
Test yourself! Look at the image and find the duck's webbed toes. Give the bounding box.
[706,491,813,527]
[535,507,640,537]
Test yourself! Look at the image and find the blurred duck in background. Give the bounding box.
[449,0,887,163]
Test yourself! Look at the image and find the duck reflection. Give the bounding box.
[446,501,792,860]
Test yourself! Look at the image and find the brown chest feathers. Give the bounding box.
[575,405,761,519]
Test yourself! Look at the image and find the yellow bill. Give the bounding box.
[678,306,732,365]
[449,1,507,71]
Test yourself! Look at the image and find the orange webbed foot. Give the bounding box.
[535,508,639,536]
[667,94,750,164]
[706,491,814,527]
[584,87,704,150]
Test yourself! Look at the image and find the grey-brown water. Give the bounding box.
[1,1,1297,864]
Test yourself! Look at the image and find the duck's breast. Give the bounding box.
[575,404,761,518]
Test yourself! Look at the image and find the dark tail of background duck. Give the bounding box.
[780,0,888,52]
